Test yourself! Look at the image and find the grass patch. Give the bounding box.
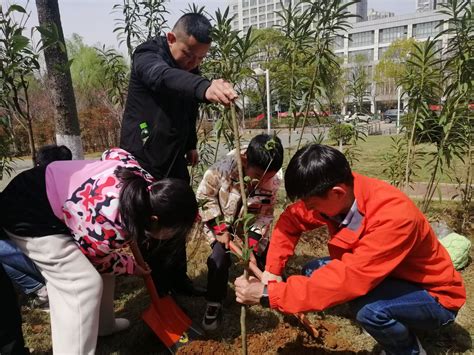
[325,135,467,183]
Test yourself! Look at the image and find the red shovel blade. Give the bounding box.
[142,296,203,352]
[141,276,203,353]
[129,238,204,354]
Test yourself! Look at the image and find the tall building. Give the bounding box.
[332,10,450,112]
[367,8,395,21]
[228,0,368,33]
[416,0,447,12]
[344,0,368,23]
[227,1,450,112]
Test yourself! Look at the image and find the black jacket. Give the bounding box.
[120,36,211,181]
[0,166,68,237]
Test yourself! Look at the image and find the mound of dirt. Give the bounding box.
[178,320,359,354]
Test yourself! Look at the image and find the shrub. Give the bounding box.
[329,123,354,145]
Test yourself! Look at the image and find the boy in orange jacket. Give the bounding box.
[235,144,465,355]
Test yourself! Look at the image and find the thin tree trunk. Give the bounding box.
[230,103,249,355]
[36,0,83,158]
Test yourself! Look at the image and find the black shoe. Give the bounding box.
[171,277,206,297]
[202,302,222,331]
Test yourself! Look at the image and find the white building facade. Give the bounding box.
[227,1,450,113]
[416,0,447,12]
[334,10,449,112]
[228,0,368,33]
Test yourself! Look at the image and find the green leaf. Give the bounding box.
[7,4,27,15]
[11,35,29,53]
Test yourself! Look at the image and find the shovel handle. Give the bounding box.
[229,241,320,338]
[129,240,162,306]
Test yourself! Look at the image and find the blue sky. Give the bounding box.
[5,0,415,51]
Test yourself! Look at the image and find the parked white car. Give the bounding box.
[344,112,372,123]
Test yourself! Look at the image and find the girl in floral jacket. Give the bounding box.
[0,148,197,355]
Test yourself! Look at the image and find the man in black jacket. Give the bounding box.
[120,13,237,297]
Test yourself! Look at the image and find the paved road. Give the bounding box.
[2,121,461,200]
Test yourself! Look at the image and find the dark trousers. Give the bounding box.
[206,242,267,303]
[0,264,29,355]
[139,236,188,296]
[303,257,457,355]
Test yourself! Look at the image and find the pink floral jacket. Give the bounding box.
[46,148,154,275]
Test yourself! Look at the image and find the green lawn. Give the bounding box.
[325,135,467,184]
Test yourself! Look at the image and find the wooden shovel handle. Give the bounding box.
[130,240,147,269]
[129,240,162,306]
[229,241,320,338]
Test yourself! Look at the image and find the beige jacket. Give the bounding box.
[196,149,282,254]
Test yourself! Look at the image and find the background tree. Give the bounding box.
[347,54,370,114]
[417,0,473,216]
[36,0,83,158]
[0,4,40,163]
[374,38,416,97]
[113,0,168,58]
[296,0,356,149]
[276,0,314,153]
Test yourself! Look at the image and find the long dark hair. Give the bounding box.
[115,166,198,245]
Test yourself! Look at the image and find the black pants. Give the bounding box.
[139,236,188,296]
[206,242,267,303]
[0,264,29,355]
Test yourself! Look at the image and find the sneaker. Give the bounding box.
[98,318,130,337]
[201,302,222,331]
[27,295,50,312]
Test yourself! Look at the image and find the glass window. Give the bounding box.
[413,21,440,39]
[267,13,274,19]
[243,9,249,16]
[349,31,374,48]
[379,26,407,43]
[250,7,257,14]
[259,0,266,4]
[268,20,274,26]
[233,20,239,28]
[259,14,266,21]
[233,5,238,11]
[378,46,389,59]
[332,36,345,50]
[348,49,374,63]
[251,15,258,23]
[275,3,282,10]
[243,25,249,32]
[250,0,257,6]
[243,1,249,7]
[259,5,265,12]
[267,4,274,10]
[243,18,249,25]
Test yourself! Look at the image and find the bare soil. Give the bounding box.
[21,207,473,354]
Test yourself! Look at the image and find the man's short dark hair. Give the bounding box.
[246,134,284,173]
[36,144,72,166]
[173,13,212,44]
[285,144,353,201]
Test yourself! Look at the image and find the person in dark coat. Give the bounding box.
[120,13,237,296]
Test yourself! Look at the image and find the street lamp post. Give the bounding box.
[254,67,271,134]
[397,86,401,134]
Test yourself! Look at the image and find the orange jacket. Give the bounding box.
[266,173,466,314]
